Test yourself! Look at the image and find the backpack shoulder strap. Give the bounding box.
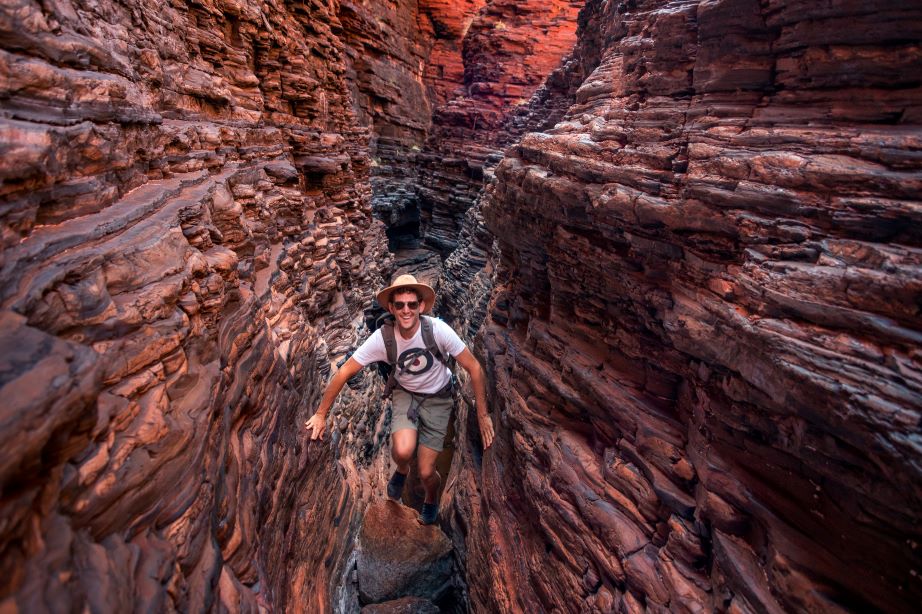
[380,321,400,397]
[420,316,448,364]
[381,321,398,365]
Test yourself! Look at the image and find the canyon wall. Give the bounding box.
[0,0,587,608]
[417,0,584,257]
[0,0,394,610]
[338,0,482,255]
[444,0,922,612]
[3,0,921,612]
[343,0,583,266]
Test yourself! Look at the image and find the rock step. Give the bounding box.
[360,596,439,614]
[356,501,455,608]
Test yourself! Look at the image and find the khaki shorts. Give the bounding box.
[391,388,454,452]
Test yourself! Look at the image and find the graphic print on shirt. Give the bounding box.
[397,348,434,376]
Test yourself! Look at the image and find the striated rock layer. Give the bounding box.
[417,0,584,256]
[445,0,922,612]
[338,0,487,259]
[5,0,922,612]
[342,0,583,266]
[0,0,394,610]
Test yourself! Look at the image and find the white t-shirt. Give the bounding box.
[352,317,466,394]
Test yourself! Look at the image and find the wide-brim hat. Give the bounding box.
[376,274,436,313]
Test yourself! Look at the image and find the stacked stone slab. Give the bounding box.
[417,0,585,257]
[338,0,487,256]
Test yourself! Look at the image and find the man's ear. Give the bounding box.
[419,300,426,314]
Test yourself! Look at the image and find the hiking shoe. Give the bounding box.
[419,502,439,525]
[387,470,407,501]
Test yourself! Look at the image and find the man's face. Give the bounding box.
[389,289,424,333]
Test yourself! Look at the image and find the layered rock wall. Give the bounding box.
[417,0,584,256]
[342,0,583,263]
[0,0,392,610]
[5,0,922,611]
[446,0,922,612]
[338,0,487,257]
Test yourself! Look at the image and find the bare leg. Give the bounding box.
[391,428,417,474]
[417,445,441,504]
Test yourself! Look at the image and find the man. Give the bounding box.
[305,274,494,524]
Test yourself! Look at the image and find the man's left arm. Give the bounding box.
[454,348,494,449]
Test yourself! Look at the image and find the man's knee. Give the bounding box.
[418,463,439,482]
[391,429,416,462]
[392,445,414,464]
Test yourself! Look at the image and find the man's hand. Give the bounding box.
[478,412,494,449]
[305,357,362,442]
[305,412,327,441]
[456,348,494,449]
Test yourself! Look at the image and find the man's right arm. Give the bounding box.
[304,357,364,441]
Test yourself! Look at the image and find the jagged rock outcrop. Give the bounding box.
[428,0,586,335]
[0,0,394,610]
[445,0,922,612]
[436,9,590,331]
[340,0,582,268]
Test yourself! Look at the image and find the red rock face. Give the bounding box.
[0,0,393,610]
[339,0,433,149]
[5,0,921,611]
[339,0,582,290]
[419,0,486,108]
[338,0,489,271]
[445,0,922,612]
[418,0,584,256]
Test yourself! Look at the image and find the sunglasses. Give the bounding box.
[391,301,420,311]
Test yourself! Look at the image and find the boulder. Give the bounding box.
[360,596,440,614]
[356,501,453,604]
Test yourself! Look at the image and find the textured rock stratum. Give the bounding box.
[345,0,583,264]
[339,0,488,258]
[444,0,922,612]
[417,0,584,256]
[0,0,394,610]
